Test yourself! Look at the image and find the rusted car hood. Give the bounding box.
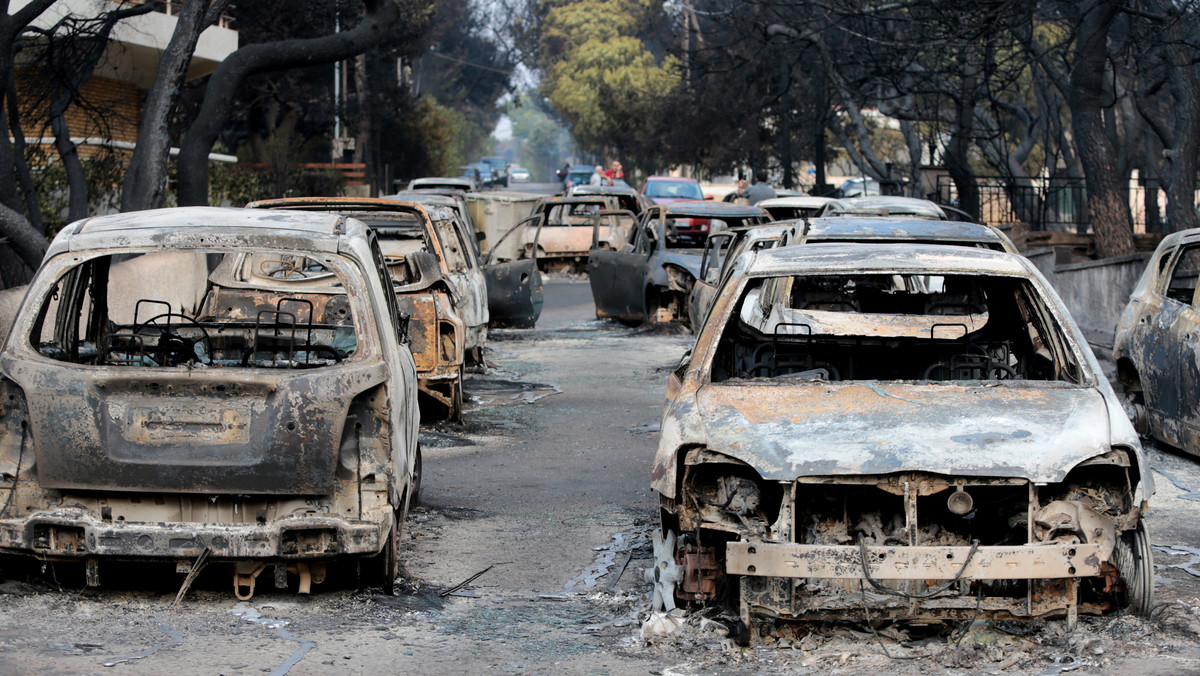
[693,382,1112,483]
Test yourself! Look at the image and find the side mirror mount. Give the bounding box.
[407,250,444,283]
[667,348,692,398]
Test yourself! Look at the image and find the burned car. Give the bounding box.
[689,216,1020,329]
[651,243,1152,639]
[523,196,632,272]
[588,202,768,328]
[0,207,420,597]
[568,184,654,215]
[1114,227,1200,455]
[817,196,949,220]
[756,196,835,221]
[247,198,487,420]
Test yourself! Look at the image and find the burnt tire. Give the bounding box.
[410,445,423,508]
[382,515,401,594]
[452,367,464,424]
[1113,517,1154,616]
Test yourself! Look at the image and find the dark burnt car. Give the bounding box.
[0,208,420,597]
[1114,227,1200,455]
[652,243,1152,640]
[588,202,768,328]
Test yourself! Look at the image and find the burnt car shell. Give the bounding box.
[689,216,1019,329]
[525,196,629,262]
[246,198,480,419]
[589,202,768,328]
[653,242,1152,637]
[0,207,419,596]
[1114,227,1200,454]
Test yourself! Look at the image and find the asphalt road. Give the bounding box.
[2,279,1200,675]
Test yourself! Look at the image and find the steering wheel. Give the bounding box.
[133,312,212,366]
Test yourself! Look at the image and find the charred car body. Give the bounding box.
[0,207,420,597]
[689,217,1019,333]
[1114,227,1200,455]
[652,243,1152,638]
[588,202,768,328]
[523,196,633,272]
[567,184,654,215]
[247,198,489,421]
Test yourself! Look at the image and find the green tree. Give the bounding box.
[537,0,680,165]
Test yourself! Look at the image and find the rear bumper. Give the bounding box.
[0,509,389,561]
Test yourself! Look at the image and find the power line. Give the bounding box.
[425,51,513,76]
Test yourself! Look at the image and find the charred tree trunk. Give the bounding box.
[1160,17,1200,232]
[42,2,154,223]
[176,0,400,207]
[121,0,228,213]
[0,203,48,271]
[1068,0,1135,256]
[0,0,61,276]
[944,48,980,221]
[3,79,41,233]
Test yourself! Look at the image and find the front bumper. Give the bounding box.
[0,509,389,561]
[727,542,1103,579]
[729,541,1106,621]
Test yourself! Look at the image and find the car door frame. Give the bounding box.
[589,209,657,322]
[481,215,545,328]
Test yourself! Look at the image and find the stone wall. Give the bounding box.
[1025,247,1151,359]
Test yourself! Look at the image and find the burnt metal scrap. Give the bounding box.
[651,242,1153,639]
[1114,227,1200,456]
[0,207,421,598]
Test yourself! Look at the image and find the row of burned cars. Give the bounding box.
[0,194,545,598]
[588,194,1161,640]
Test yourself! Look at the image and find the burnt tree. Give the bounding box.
[176,0,402,206]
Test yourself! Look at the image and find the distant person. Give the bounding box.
[741,171,776,205]
[557,162,570,187]
[604,160,624,184]
[589,165,611,186]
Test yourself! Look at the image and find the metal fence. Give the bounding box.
[932,176,1159,233]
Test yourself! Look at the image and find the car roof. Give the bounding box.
[51,206,363,258]
[247,196,453,222]
[800,216,1010,244]
[655,201,769,218]
[745,241,1032,278]
[758,196,833,208]
[645,175,699,183]
[536,196,615,207]
[70,206,346,237]
[822,196,947,219]
[571,185,638,195]
[386,192,459,207]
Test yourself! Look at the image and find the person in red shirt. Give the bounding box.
[604,160,624,184]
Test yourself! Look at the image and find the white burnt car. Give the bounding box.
[651,243,1153,639]
[0,208,419,597]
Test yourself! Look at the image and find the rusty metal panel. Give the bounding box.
[395,294,442,373]
[727,541,1103,579]
[21,363,388,495]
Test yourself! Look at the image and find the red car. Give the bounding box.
[641,176,711,235]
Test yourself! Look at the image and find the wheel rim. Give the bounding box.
[1113,518,1154,616]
